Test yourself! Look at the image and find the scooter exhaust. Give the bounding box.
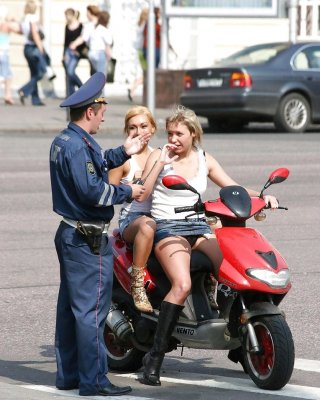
[106,303,133,341]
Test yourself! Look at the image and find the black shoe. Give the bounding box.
[32,102,46,106]
[80,384,132,396]
[140,352,163,386]
[128,89,133,102]
[18,91,25,105]
[56,384,79,390]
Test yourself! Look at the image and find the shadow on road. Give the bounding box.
[0,345,55,386]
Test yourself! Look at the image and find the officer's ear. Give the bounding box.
[86,106,95,120]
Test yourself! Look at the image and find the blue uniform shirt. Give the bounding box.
[50,122,132,221]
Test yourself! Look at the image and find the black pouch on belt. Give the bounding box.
[77,221,105,255]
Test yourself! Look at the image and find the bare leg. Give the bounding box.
[123,216,156,312]
[154,236,192,305]
[4,78,14,104]
[193,235,223,279]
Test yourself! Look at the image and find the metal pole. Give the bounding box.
[147,0,155,115]
[160,0,168,69]
[288,0,298,43]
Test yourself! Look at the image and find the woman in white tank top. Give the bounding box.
[138,105,280,386]
[109,106,156,313]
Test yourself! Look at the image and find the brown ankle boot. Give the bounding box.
[131,264,153,313]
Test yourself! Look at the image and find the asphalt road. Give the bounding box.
[0,130,319,400]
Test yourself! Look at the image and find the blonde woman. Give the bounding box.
[138,105,279,386]
[109,106,157,312]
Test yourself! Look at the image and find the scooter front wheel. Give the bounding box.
[242,315,294,390]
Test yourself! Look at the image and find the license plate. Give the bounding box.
[197,78,223,88]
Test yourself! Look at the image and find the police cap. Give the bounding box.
[60,72,108,109]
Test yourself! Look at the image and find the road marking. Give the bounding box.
[21,385,152,399]
[118,372,320,400]
[295,358,320,373]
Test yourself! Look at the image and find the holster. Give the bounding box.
[77,221,106,255]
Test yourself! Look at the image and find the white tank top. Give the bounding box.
[120,149,152,214]
[151,147,208,220]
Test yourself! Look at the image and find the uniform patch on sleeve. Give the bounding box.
[86,161,96,175]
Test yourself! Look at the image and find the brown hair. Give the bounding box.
[124,106,157,134]
[166,105,203,145]
[98,11,110,27]
[70,103,102,122]
[65,8,78,18]
[87,5,100,17]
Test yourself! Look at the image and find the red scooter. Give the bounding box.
[105,168,294,390]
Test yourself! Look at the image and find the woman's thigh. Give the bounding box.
[123,215,156,244]
[155,236,192,287]
[193,235,222,278]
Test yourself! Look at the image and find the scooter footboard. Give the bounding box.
[172,319,240,350]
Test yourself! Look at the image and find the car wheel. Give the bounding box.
[274,93,310,133]
[208,118,244,133]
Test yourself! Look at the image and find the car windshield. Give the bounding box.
[215,43,290,66]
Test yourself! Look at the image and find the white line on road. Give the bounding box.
[295,358,320,373]
[21,385,152,400]
[20,358,320,400]
[118,372,320,400]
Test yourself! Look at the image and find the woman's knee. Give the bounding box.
[171,280,191,300]
[138,218,156,237]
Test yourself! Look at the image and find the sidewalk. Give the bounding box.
[0,92,170,136]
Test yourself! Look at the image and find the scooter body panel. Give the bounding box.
[215,227,291,294]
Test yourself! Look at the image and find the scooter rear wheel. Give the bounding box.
[242,315,294,390]
[104,324,145,371]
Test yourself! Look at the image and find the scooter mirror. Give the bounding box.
[268,168,290,185]
[260,168,290,197]
[162,175,199,194]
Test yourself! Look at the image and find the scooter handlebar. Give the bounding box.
[174,205,196,213]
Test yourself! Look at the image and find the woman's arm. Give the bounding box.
[206,152,278,208]
[108,162,129,185]
[139,145,178,201]
[30,22,44,53]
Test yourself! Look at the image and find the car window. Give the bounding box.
[293,52,309,69]
[216,43,289,66]
[293,46,320,70]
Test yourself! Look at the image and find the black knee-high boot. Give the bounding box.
[142,301,183,386]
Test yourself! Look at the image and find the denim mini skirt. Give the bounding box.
[118,209,151,236]
[154,218,212,245]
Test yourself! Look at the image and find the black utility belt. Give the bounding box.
[63,218,110,255]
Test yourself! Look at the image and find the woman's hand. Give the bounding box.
[159,144,178,165]
[263,195,279,209]
[123,132,151,155]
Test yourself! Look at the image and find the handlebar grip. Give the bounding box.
[174,206,195,213]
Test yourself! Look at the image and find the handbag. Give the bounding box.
[106,58,117,83]
[28,23,45,41]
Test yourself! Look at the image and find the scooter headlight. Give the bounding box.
[246,268,290,288]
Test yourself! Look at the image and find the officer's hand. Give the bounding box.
[124,132,152,155]
[129,183,146,201]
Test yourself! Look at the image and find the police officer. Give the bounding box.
[49,72,149,396]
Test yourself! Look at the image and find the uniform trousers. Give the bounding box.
[54,221,113,396]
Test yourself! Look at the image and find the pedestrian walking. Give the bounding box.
[49,72,150,397]
[0,6,20,105]
[63,8,84,96]
[18,0,48,106]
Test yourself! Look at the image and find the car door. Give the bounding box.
[292,45,320,121]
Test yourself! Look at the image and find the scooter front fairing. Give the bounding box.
[215,227,291,294]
